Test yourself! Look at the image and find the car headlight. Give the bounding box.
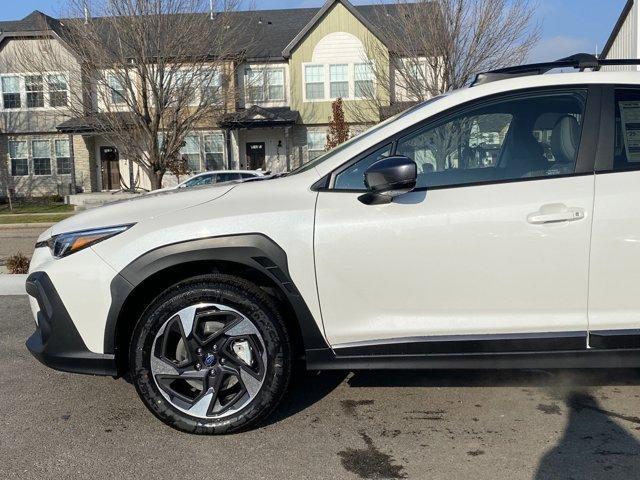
[41,224,134,258]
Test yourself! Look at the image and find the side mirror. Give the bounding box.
[358,156,417,205]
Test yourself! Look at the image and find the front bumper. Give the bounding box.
[25,271,117,376]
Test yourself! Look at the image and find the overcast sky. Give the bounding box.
[0,0,628,63]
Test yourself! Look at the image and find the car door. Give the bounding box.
[314,87,600,354]
[588,86,640,348]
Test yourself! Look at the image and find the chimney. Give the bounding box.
[210,0,214,20]
[83,2,90,24]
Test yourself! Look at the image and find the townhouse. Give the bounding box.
[0,0,417,196]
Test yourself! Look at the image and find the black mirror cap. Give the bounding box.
[359,156,417,205]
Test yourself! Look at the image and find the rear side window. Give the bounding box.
[216,173,241,183]
[613,89,640,171]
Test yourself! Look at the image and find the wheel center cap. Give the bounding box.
[203,353,216,367]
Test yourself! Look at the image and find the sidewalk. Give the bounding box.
[0,274,27,295]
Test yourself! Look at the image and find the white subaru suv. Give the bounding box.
[26,55,640,434]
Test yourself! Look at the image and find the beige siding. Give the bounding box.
[604,2,640,71]
[289,2,389,125]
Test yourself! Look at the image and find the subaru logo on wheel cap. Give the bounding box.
[203,353,216,367]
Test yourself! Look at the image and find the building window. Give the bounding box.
[55,139,71,174]
[2,76,21,109]
[48,74,68,107]
[305,65,324,100]
[32,140,52,175]
[201,69,222,105]
[25,76,45,108]
[266,69,284,101]
[355,63,374,97]
[108,75,126,105]
[203,133,224,170]
[245,67,285,103]
[307,131,326,160]
[9,140,28,176]
[181,135,201,172]
[329,64,349,98]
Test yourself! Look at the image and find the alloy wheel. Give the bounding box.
[150,303,267,419]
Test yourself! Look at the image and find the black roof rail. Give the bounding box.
[471,53,640,87]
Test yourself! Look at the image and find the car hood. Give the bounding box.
[48,183,237,237]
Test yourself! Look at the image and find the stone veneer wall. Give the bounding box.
[0,132,97,198]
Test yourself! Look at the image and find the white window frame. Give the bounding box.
[302,61,376,102]
[0,72,69,111]
[176,130,227,174]
[244,66,286,104]
[55,138,72,175]
[8,140,28,177]
[307,130,326,160]
[31,139,52,176]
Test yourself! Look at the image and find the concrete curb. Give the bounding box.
[0,274,27,295]
[0,223,55,229]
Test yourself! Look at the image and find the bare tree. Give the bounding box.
[352,0,540,121]
[21,0,247,190]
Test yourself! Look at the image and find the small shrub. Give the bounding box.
[6,252,29,274]
[48,194,64,203]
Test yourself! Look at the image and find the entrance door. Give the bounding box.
[100,146,120,190]
[314,88,598,352]
[246,142,265,170]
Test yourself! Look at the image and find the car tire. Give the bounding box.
[130,273,291,434]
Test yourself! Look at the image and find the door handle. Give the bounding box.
[527,204,585,225]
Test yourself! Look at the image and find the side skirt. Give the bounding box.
[306,348,640,370]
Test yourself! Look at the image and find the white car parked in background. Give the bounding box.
[162,170,265,191]
[25,54,640,434]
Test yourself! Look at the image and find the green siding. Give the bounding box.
[289,2,389,125]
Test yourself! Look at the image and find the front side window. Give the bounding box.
[329,64,349,98]
[333,90,587,190]
[305,65,324,100]
[184,174,213,187]
[9,140,27,176]
[32,140,51,175]
[2,76,21,109]
[307,130,326,160]
[334,144,392,189]
[181,135,201,172]
[203,133,224,170]
[48,74,68,107]
[25,76,44,108]
[55,139,71,174]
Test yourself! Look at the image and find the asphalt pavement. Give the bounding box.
[2,295,640,479]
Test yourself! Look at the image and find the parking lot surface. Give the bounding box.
[2,295,640,479]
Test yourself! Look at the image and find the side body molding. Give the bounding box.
[104,233,330,356]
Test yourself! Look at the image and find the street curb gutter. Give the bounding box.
[0,223,55,230]
[0,274,27,295]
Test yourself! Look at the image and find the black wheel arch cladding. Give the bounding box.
[105,233,329,361]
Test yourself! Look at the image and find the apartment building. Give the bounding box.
[0,0,416,196]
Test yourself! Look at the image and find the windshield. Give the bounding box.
[288,95,448,175]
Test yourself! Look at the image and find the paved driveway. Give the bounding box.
[2,295,640,479]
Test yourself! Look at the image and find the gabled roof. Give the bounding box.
[601,0,635,59]
[0,4,414,61]
[282,0,386,58]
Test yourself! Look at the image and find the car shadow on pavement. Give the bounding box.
[534,391,640,479]
[345,369,640,389]
[262,370,349,427]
